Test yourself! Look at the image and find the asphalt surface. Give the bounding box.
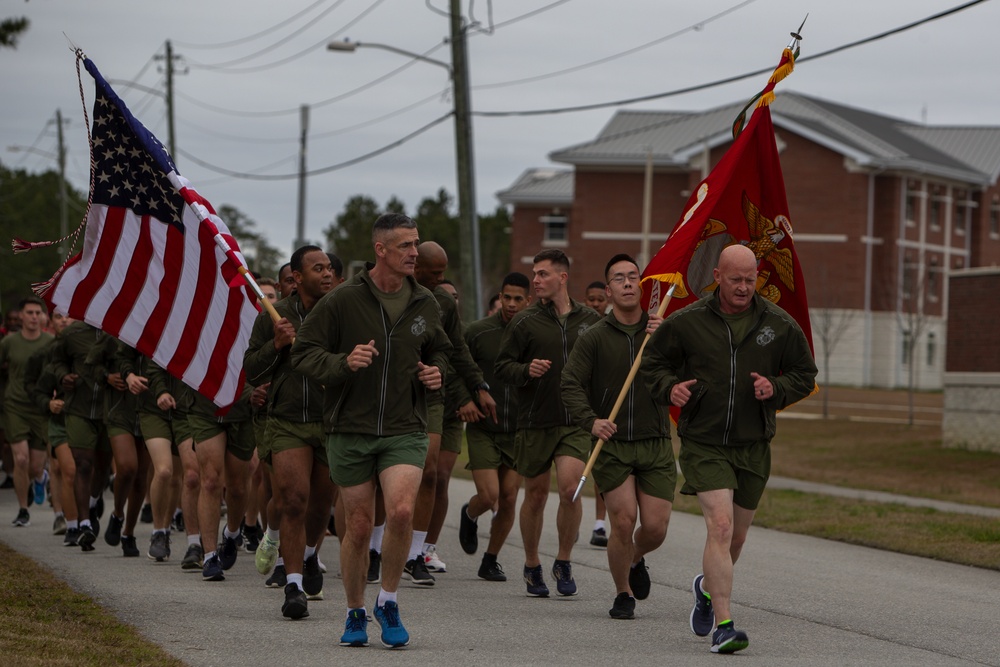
[1,476,998,667]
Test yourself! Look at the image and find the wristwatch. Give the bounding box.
[475,382,491,392]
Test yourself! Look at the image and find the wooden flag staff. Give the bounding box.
[571,281,677,502]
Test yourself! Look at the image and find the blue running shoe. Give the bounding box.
[202,554,225,581]
[690,574,714,637]
[523,564,549,597]
[711,623,749,654]
[340,608,369,647]
[374,600,409,648]
[33,470,48,506]
[551,560,578,596]
[219,535,238,570]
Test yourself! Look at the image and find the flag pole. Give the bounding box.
[571,281,677,503]
[209,233,283,325]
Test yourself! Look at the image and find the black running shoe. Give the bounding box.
[171,511,185,533]
[590,527,608,547]
[403,557,435,586]
[242,522,262,553]
[551,560,578,596]
[219,535,238,570]
[202,554,225,582]
[121,535,140,557]
[104,514,123,547]
[63,527,81,546]
[478,556,507,582]
[282,583,309,620]
[523,564,549,597]
[367,550,381,585]
[609,592,636,620]
[629,557,650,600]
[690,574,715,637]
[266,564,287,588]
[12,508,30,527]
[78,525,97,551]
[711,623,749,654]
[181,543,204,570]
[303,554,324,597]
[458,502,479,554]
[88,508,101,540]
[140,503,153,524]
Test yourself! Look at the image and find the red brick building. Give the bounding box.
[497,92,1000,389]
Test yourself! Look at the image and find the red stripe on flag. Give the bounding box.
[136,223,185,353]
[166,223,217,379]
[102,216,155,338]
[198,283,245,401]
[68,207,127,316]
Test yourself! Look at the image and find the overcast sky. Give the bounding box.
[3,0,999,261]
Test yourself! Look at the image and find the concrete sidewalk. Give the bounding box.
[1,477,998,666]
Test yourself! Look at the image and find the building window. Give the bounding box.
[954,190,970,237]
[991,205,1000,239]
[902,330,913,365]
[902,254,915,300]
[905,180,922,228]
[929,198,942,232]
[927,257,939,303]
[926,331,936,366]
[539,215,568,243]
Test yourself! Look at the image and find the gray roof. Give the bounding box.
[496,168,573,206]
[546,92,1000,186]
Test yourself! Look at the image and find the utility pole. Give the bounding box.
[155,40,186,162]
[295,104,309,254]
[449,0,482,321]
[55,109,68,251]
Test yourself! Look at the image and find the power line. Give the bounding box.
[487,0,574,31]
[176,111,453,180]
[473,0,993,117]
[474,0,759,90]
[173,0,333,50]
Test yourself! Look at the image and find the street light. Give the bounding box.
[327,38,483,321]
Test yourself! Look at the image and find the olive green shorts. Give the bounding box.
[678,438,771,510]
[171,413,192,446]
[65,414,111,452]
[188,415,255,462]
[4,402,48,451]
[465,428,517,471]
[105,394,140,438]
[139,413,172,442]
[594,437,676,502]
[265,417,328,467]
[426,402,444,435]
[514,426,590,479]
[326,431,428,488]
[440,416,464,454]
[253,415,269,462]
[48,418,68,450]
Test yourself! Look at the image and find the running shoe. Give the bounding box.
[458,502,478,554]
[367,550,381,585]
[303,554,324,597]
[219,534,239,570]
[78,525,96,551]
[690,574,714,637]
[403,557,435,586]
[140,503,153,524]
[104,514,123,547]
[266,564,287,588]
[148,532,169,561]
[242,521,262,553]
[52,514,67,536]
[477,557,507,582]
[63,527,80,546]
[171,511,185,533]
[181,543,204,570]
[551,560,578,596]
[424,545,446,572]
[12,508,30,527]
[374,600,410,648]
[590,527,609,547]
[121,535,140,557]
[32,470,48,506]
[711,623,749,654]
[306,588,324,601]
[523,564,549,597]
[609,592,636,620]
[88,507,101,540]
[255,534,280,575]
[282,583,309,620]
[202,554,225,581]
[629,557,650,600]
[340,608,369,647]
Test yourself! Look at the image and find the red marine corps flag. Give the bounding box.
[13,52,263,408]
[641,33,814,353]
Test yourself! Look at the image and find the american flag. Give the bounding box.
[37,57,259,408]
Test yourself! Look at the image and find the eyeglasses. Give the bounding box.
[608,272,640,285]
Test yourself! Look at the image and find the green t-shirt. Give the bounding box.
[371,279,413,328]
[0,332,54,407]
[720,308,755,348]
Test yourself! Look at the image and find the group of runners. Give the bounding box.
[0,213,816,654]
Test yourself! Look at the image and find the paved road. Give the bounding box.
[1,478,997,666]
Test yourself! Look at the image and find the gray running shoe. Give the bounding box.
[148,532,169,561]
[181,543,204,570]
[52,514,67,535]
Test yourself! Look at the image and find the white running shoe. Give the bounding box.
[424,544,447,572]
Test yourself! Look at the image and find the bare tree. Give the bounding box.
[812,307,856,418]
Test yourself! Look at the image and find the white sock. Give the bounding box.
[276,556,285,567]
[89,495,99,509]
[267,527,280,543]
[370,523,385,552]
[223,526,240,540]
[377,588,397,607]
[408,530,427,561]
[347,607,366,618]
[66,520,79,530]
[286,573,303,591]
[204,550,217,561]
[594,519,606,531]
[304,545,316,559]
[188,533,201,546]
